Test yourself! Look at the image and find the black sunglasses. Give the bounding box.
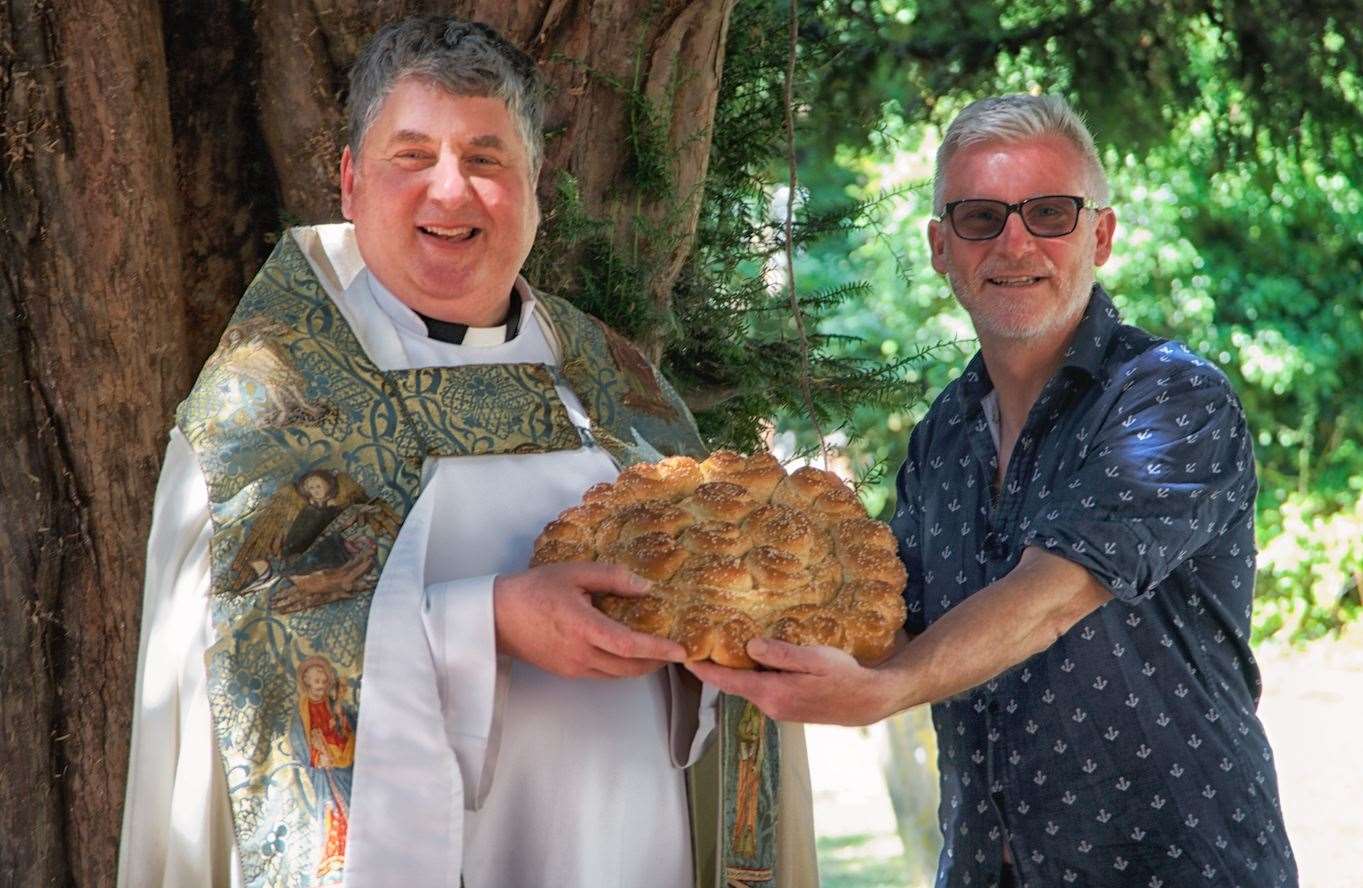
[939,194,1100,241]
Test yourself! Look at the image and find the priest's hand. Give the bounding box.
[493,563,687,679]
[685,636,909,726]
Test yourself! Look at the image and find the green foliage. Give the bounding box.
[1107,133,1363,640]
[530,172,666,341]
[802,0,1363,181]
[788,0,1363,640]
[533,1,924,457]
[537,0,1363,640]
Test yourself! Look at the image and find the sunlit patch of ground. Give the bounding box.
[808,720,931,888]
[817,833,915,888]
[1255,632,1363,888]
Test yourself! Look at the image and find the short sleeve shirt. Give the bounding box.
[890,287,1297,887]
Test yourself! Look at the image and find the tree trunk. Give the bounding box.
[0,1,735,883]
[1,1,192,883]
[880,708,943,886]
[162,0,280,366]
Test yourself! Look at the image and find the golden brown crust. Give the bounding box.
[768,605,847,650]
[743,545,808,592]
[698,450,745,479]
[743,504,816,559]
[809,557,843,600]
[678,520,751,558]
[617,501,695,541]
[534,517,591,548]
[530,539,594,566]
[613,593,677,637]
[840,543,910,589]
[681,481,759,524]
[615,458,703,503]
[770,466,845,509]
[674,603,760,668]
[603,531,689,582]
[809,485,869,527]
[700,450,786,502]
[581,482,618,504]
[672,553,754,594]
[833,517,898,556]
[836,608,897,661]
[834,579,907,623]
[530,452,905,667]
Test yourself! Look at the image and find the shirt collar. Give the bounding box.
[364,270,536,349]
[1060,284,1121,380]
[957,283,1120,408]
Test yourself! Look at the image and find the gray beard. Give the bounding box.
[948,267,1095,342]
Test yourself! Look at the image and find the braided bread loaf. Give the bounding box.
[530,452,907,668]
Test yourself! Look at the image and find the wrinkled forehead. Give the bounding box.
[942,135,1090,203]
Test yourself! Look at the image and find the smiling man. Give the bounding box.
[689,95,1297,887]
[119,16,813,888]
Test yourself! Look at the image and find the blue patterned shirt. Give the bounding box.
[890,287,1296,888]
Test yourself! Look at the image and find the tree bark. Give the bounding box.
[0,1,735,883]
[518,0,737,363]
[1,1,192,884]
[162,0,279,366]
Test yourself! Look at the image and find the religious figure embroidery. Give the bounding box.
[202,316,328,431]
[291,656,355,882]
[598,320,677,418]
[229,468,400,612]
[730,700,766,859]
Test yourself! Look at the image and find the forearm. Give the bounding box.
[683,549,1111,726]
[886,547,1110,711]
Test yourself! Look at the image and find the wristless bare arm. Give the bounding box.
[688,546,1111,726]
[885,546,1112,712]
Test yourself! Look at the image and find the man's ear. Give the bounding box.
[1092,207,1117,267]
[340,145,356,220]
[927,218,949,275]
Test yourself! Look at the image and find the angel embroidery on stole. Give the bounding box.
[230,468,400,613]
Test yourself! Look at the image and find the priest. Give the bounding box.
[118,16,814,888]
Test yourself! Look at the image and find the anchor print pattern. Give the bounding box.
[889,288,1296,888]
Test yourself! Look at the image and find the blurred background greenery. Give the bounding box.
[664,0,1363,646]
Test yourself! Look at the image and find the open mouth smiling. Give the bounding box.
[419,224,479,242]
[987,275,1045,287]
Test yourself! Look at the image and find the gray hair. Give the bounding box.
[347,17,546,178]
[932,94,1110,214]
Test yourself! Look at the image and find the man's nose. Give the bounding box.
[428,153,471,204]
[994,210,1036,256]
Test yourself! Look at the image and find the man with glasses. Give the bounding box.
[691,94,1297,886]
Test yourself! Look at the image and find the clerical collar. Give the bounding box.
[415,290,522,345]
